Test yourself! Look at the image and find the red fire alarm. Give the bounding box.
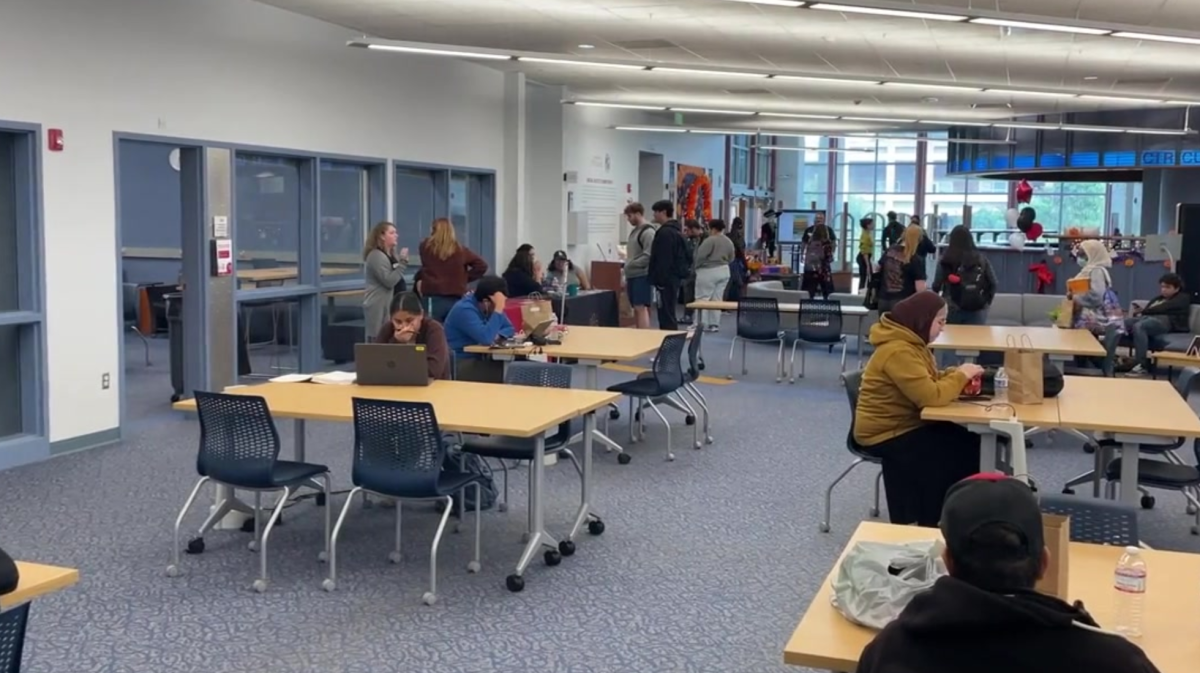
[47,129,64,152]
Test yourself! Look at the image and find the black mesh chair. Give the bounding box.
[461,362,583,529]
[728,297,785,382]
[1039,493,1139,546]
[324,399,485,605]
[168,392,332,593]
[0,602,29,673]
[608,332,689,461]
[820,370,883,533]
[122,282,151,366]
[788,299,848,383]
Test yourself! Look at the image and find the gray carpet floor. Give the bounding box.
[4,319,1200,673]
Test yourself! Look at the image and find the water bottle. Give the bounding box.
[994,367,1008,391]
[1113,546,1147,638]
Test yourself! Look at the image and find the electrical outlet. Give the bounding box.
[101,373,111,390]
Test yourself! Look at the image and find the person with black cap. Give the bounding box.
[546,250,590,292]
[854,291,984,526]
[857,474,1161,673]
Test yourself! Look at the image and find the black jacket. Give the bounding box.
[857,576,1160,673]
[648,220,690,287]
[502,268,542,298]
[0,546,18,595]
[1141,292,1192,332]
[882,221,905,248]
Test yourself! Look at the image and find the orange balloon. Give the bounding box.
[1124,258,1135,267]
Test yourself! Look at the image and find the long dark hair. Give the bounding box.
[940,224,978,269]
[506,248,535,277]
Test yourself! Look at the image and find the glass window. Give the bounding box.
[235,153,302,285]
[449,173,469,248]
[238,296,302,385]
[845,164,876,193]
[0,129,41,441]
[0,324,20,438]
[755,146,771,190]
[730,135,750,187]
[319,161,369,283]
[0,134,17,312]
[880,164,916,194]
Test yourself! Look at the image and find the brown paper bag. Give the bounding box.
[1035,513,1071,599]
[1054,298,1074,328]
[520,296,555,332]
[1004,334,1044,404]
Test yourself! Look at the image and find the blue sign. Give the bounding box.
[1142,150,1177,166]
[1181,150,1200,166]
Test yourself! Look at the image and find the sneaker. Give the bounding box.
[705,325,720,333]
[1124,364,1150,378]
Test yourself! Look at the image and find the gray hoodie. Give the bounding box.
[625,223,656,278]
[694,233,735,270]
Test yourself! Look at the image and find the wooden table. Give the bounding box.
[1,561,79,610]
[175,380,620,586]
[237,266,359,287]
[922,394,1062,476]
[1152,351,1200,376]
[784,521,1199,673]
[930,325,1105,362]
[1056,377,1200,507]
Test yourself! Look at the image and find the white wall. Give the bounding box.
[0,0,509,444]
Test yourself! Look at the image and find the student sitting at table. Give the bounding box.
[444,276,516,381]
[857,474,1160,673]
[854,291,984,527]
[1124,272,1191,377]
[502,247,544,298]
[373,291,451,380]
[0,545,17,594]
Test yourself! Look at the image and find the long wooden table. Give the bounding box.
[931,324,1105,362]
[1,561,79,610]
[175,380,620,586]
[784,521,1199,672]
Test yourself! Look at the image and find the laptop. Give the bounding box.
[495,319,555,348]
[354,343,431,386]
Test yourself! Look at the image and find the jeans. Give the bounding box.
[856,253,871,291]
[656,281,680,330]
[1124,316,1170,367]
[694,265,731,328]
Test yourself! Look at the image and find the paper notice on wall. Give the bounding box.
[578,176,617,242]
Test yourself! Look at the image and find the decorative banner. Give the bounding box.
[675,164,713,221]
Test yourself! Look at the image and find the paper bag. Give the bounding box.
[1003,334,1044,404]
[520,295,555,332]
[1034,513,1071,600]
[1054,298,1074,329]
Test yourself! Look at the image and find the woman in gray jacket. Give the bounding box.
[362,221,408,340]
[693,219,736,332]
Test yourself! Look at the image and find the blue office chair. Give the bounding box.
[820,370,883,533]
[607,332,689,461]
[1039,493,1139,546]
[167,392,332,593]
[0,602,29,673]
[324,399,485,605]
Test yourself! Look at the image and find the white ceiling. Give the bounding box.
[256,0,1200,132]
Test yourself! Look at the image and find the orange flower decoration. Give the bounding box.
[1053,256,1062,264]
[1124,258,1135,267]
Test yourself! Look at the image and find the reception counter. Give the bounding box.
[974,244,1170,301]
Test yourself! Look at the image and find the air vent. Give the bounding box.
[611,39,679,50]
[725,88,774,95]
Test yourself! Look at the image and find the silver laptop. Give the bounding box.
[354,343,431,386]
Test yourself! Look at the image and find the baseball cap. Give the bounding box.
[940,473,1044,560]
[553,250,568,262]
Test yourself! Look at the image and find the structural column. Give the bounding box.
[772,136,801,211]
[502,71,527,257]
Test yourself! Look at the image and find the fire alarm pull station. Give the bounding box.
[211,239,233,277]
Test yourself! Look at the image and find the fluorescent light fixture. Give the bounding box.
[772,74,882,85]
[1111,31,1200,46]
[517,57,646,70]
[1061,124,1127,133]
[808,3,967,21]
[759,111,839,119]
[992,121,1059,130]
[651,67,768,78]
[1131,128,1193,136]
[968,18,1110,36]
[687,129,738,135]
[758,145,873,153]
[882,82,982,92]
[917,120,992,127]
[1078,94,1166,105]
[841,116,917,123]
[614,126,687,133]
[363,44,511,60]
[983,88,1077,98]
[578,44,595,49]
[1165,101,1199,106]
[722,0,806,6]
[573,102,667,110]
[671,107,756,115]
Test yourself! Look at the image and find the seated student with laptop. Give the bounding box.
[444,276,516,382]
[370,291,451,380]
[857,474,1160,673]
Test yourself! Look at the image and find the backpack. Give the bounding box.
[949,260,988,311]
[880,247,907,298]
[633,224,655,254]
[442,446,498,511]
[671,229,693,280]
[803,238,827,272]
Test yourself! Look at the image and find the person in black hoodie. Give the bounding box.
[0,545,18,595]
[857,474,1160,673]
[1124,273,1191,377]
[648,200,691,330]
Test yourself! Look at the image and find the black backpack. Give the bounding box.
[671,229,693,281]
[950,260,988,311]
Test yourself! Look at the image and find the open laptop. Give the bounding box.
[495,319,555,348]
[354,343,431,386]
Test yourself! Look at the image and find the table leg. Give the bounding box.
[1119,440,1139,507]
[576,363,627,460]
[979,432,998,473]
[956,349,980,364]
[294,419,306,462]
[568,412,602,542]
[856,320,865,367]
[513,436,558,578]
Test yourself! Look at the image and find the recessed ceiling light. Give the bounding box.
[363,44,511,60]
[772,74,882,85]
[841,116,917,123]
[614,126,687,133]
[759,111,839,119]
[1111,32,1200,46]
[517,57,646,70]
[573,102,667,110]
[670,107,757,115]
[917,120,992,127]
[721,0,806,6]
[808,3,967,21]
[578,44,595,49]
[967,18,1111,36]
[1078,94,1167,105]
[651,67,769,78]
[881,82,983,93]
[1084,76,1099,81]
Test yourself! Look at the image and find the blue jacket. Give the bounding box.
[444,295,515,359]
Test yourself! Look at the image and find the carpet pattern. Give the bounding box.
[1,321,1198,673]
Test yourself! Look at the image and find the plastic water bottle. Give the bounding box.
[1113,546,1147,638]
[994,367,1008,391]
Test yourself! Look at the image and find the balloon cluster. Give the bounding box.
[1007,180,1043,250]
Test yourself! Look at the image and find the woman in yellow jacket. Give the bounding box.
[854,291,984,526]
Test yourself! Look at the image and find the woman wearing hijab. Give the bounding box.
[1073,239,1114,298]
[854,291,985,526]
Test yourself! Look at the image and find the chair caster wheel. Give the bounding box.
[186,537,205,555]
[819,523,831,533]
[467,561,481,573]
[498,502,508,513]
[506,574,525,592]
[1192,526,1199,536]
[317,551,328,563]
[321,579,335,592]
[742,369,749,376]
[388,551,402,564]
[869,508,880,518]
[165,565,180,577]
[775,376,781,383]
[422,592,437,606]
[544,550,563,566]
[1062,488,1075,495]
[789,378,795,384]
[705,436,714,445]
[1141,495,1156,510]
[694,441,702,449]
[1083,442,1097,454]
[617,453,632,465]
[1188,504,1198,515]
[698,362,705,371]
[316,493,326,507]
[588,519,605,536]
[726,374,733,380]
[248,540,259,552]
[558,540,576,557]
[666,452,675,462]
[609,408,621,420]
[685,415,695,425]
[170,394,182,403]
[252,579,267,593]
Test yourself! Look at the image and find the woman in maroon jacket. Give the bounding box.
[374,292,452,380]
[418,218,488,322]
